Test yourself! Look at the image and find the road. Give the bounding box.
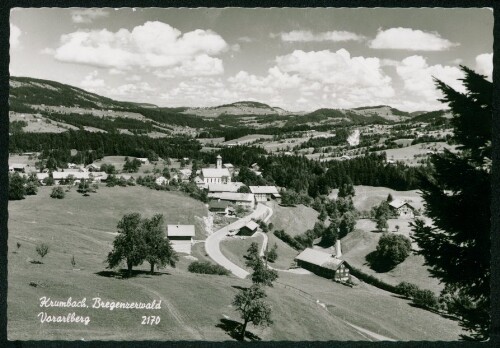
[204,203,272,279]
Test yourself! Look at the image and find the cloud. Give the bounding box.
[47,21,228,75]
[108,82,155,98]
[154,54,224,78]
[125,74,142,82]
[395,55,465,109]
[475,53,493,80]
[80,71,105,90]
[71,9,109,24]
[277,30,365,42]
[10,24,21,49]
[369,27,458,51]
[160,77,239,106]
[238,36,254,43]
[227,49,395,110]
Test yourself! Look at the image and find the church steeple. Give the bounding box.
[216,155,222,169]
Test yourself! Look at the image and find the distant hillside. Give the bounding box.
[9,76,157,111]
[182,101,296,117]
[410,109,452,123]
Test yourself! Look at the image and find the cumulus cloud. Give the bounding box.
[154,54,224,78]
[71,9,109,24]
[227,49,395,110]
[277,30,365,42]
[475,53,493,80]
[108,82,155,97]
[238,36,254,43]
[10,24,21,49]
[369,27,458,51]
[396,55,465,109]
[47,21,228,75]
[161,77,239,106]
[80,71,105,90]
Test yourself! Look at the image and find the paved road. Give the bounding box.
[204,203,272,279]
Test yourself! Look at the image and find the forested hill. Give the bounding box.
[9,76,159,111]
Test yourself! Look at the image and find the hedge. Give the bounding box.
[188,261,230,275]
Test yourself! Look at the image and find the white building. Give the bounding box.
[389,199,415,219]
[155,176,169,186]
[200,155,231,184]
[166,225,195,254]
[211,192,255,209]
[249,186,280,202]
[208,182,245,196]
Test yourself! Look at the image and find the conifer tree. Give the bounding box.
[411,66,491,340]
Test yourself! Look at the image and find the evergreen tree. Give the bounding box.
[410,66,491,340]
[8,172,26,200]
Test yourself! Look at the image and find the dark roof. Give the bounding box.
[208,200,231,209]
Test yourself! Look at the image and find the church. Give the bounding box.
[200,155,232,185]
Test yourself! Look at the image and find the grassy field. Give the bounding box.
[341,227,443,294]
[330,185,425,213]
[7,186,463,341]
[376,142,458,166]
[220,234,264,272]
[267,201,319,237]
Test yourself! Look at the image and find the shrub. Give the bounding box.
[273,229,304,250]
[50,187,65,199]
[265,243,278,263]
[412,289,439,310]
[36,243,49,259]
[376,233,412,267]
[188,261,230,275]
[396,281,420,298]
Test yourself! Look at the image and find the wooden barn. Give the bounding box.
[294,248,350,282]
[166,225,195,254]
[238,220,259,236]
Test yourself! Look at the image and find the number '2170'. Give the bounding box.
[141,316,160,325]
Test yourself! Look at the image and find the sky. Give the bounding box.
[9,7,493,112]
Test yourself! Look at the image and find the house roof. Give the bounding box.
[243,220,259,231]
[155,176,168,183]
[201,168,231,178]
[249,186,279,194]
[223,163,234,168]
[214,192,255,202]
[295,248,344,270]
[10,163,26,169]
[209,200,231,209]
[389,199,414,209]
[167,225,195,237]
[52,172,90,180]
[208,182,244,193]
[36,173,49,180]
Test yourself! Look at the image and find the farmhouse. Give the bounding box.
[137,157,149,164]
[294,242,350,282]
[211,192,255,209]
[238,220,259,236]
[208,199,235,215]
[200,155,231,184]
[9,164,27,173]
[208,182,245,196]
[249,186,280,202]
[166,225,195,254]
[389,199,415,218]
[86,163,100,172]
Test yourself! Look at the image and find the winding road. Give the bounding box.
[204,203,272,279]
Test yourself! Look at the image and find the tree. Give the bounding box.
[77,179,91,195]
[265,243,278,263]
[410,67,491,340]
[387,193,394,202]
[251,258,278,287]
[237,185,251,193]
[25,173,39,195]
[43,175,55,186]
[245,242,260,269]
[376,215,389,232]
[107,213,147,277]
[376,233,411,267]
[50,186,65,199]
[142,214,178,274]
[36,243,49,260]
[9,172,26,200]
[232,285,273,341]
[338,211,356,238]
[320,218,339,247]
[162,166,171,179]
[338,178,355,198]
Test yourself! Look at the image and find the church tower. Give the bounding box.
[216,155,222,169]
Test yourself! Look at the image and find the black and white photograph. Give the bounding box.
[6,6,494,342]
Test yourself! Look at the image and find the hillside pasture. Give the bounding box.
[8,187,377,341]
[341,226,443,294]
[329,185,424,213]
[377,142,458,166]
[222,134,273,146]
[267,201,319,237]
[220,234,265,271]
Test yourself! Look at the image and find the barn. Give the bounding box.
[238,220,259,236]
[294,248,350,282]
[249,186,280,202]
[166,225,195,254]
